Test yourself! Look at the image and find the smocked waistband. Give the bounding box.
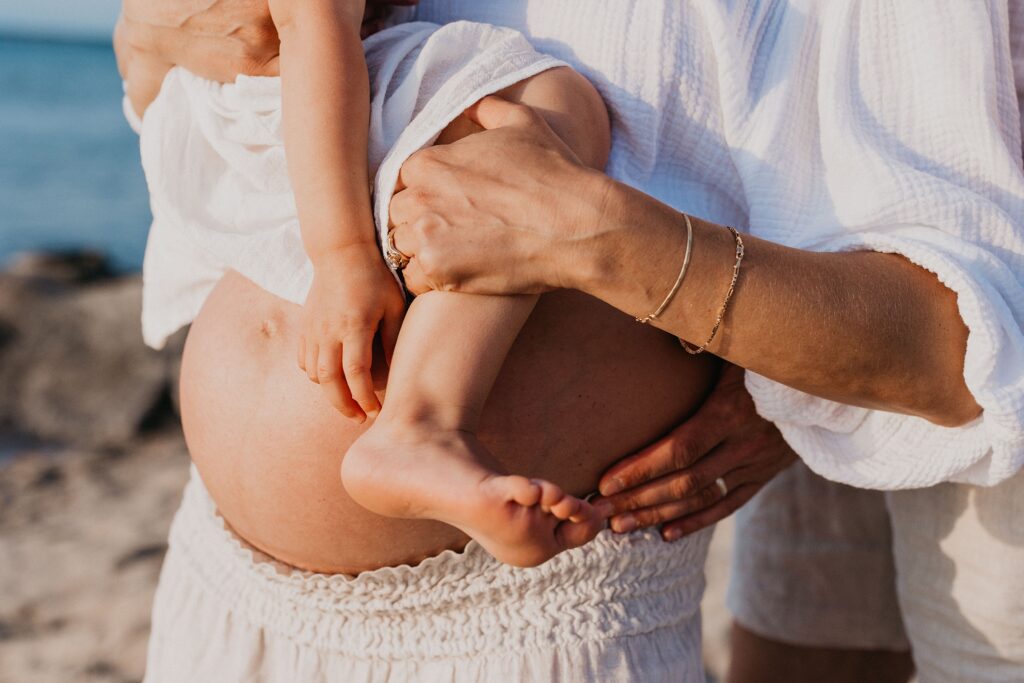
[168,468,712,660]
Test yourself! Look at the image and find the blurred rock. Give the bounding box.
[0,251,185,449]
[6,250,115,285]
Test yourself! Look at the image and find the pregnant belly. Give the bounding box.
[181,271,719,573]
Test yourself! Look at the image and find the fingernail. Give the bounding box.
[600,478,624,496]
[612,514,637,533]
[593,500,614,518]
[663,528,682,542]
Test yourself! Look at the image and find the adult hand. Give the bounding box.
[592,364,797,541]
[118,0,417,83]
[389,95,608,296]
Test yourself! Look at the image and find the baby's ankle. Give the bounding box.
[375,401,480,433]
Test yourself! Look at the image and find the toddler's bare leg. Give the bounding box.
[345,66,611,567]
[344,291,603,568]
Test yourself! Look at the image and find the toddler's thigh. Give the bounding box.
[437,66,610,170]
[887,470,1024,682]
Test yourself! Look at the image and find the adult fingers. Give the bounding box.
[607,482,724,533]
[594,441,749,517]
[387,210,418,258]
[342,334,379,418]
[660,484,762,541]
[604,463,763,533]
[121,17,280,81]
[399,259,431,296]
[598,408,729,496]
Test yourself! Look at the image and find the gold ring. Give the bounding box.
[384,227,411,270]
[715,477,728,497]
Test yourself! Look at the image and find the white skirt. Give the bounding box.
[144,469,712,682]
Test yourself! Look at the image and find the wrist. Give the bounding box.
[560,172,628,294]
[309,240,381,269]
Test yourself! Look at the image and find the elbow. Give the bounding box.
[918,390,982,429]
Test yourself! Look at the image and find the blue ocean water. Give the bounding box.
[0,36,150,271]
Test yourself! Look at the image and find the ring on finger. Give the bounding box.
[385,225,411,270]
[714,476,728,497]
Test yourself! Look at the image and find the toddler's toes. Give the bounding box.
[567,499,597,524]
[554,511,605,552]
[506,475,542,507]
[533,479,566,512]
[548,494,583,521]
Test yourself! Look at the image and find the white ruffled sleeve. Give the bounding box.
[744,0,1024,489]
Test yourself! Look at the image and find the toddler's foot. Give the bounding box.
[342,420,604,567]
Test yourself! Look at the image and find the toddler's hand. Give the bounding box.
[298,246,405,421]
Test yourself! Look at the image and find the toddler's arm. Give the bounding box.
[269,0,370,255]
[269,0,405,420]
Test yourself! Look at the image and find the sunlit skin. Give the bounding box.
[122,0,631,565]
[264,0,610,563]
[121,41,718,570]
[114,0,792,547]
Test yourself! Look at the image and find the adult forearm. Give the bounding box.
[573,177,981,426]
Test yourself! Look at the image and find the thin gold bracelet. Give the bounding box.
[681,226,744,355]
[635,213,694,324]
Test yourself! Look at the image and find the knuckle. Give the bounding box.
[344,360,369,375]
[632,509,659,527]
[416,247,443,278]
[619,492,642,511]
[405,150,440,177]
[700,485,718,506]
[406,187,433,208]
[671,474,699,499]
[412,213,441,238]
[670,441,695,469]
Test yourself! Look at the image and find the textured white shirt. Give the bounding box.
[416,0,1024,489]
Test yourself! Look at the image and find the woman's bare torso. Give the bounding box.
[181,271,718,573]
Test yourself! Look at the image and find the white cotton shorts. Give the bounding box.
[144,470,713,683]
[728,461,1024,683]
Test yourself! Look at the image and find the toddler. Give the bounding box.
[123,0,605,567]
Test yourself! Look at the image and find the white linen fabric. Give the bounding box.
[132,20,565,349]
[730,462,1024,682]
[1013,0,1024,154]
[415,0,1024,489]
[144,469,711,683]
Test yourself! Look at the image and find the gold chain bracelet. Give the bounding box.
[681,226,744,355]
[635,213,694,324]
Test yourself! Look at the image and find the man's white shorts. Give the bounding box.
[729,461,1024,682]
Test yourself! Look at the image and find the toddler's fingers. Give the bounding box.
[305,343,320,384]
[317,342,342,385]
[343,334,381,417]
[320,371,364,420]
[297,336,307,373]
